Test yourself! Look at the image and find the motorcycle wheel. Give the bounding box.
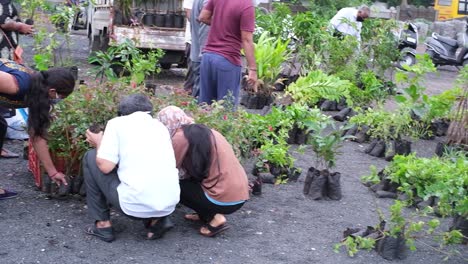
[397,53,416,69]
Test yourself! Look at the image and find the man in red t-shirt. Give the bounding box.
[198,0,257,106]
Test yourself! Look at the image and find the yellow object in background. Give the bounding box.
[434,0,468,20]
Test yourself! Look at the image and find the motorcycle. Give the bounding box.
[70,0,88,30]
[396,22,418,69]
[425,19,468,68]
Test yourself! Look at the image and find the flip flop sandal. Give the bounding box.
[146,216,174,240]
[0,148,19,159]
[200,223,230,237]
[84,224,115,242]
[0,189,18,200]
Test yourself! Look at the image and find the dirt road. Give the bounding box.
[0,30,466,264]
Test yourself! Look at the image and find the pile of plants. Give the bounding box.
[335,200,466,260]
[241,32,291,109]
[45,81,152,195]
[348,106,416,160]
[386,153,467,219]
[343,152,468,260]
[89,38,164,85]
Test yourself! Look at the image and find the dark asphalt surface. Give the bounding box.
[1,25,467,264]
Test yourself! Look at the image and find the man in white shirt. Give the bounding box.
[329,5,371,42]
[83,94,180,242]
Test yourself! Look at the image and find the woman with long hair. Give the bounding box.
[158,107,249,237]
[0,59,75,199]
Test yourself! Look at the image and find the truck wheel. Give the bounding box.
[160,63,172,70]
[89,30,109,53]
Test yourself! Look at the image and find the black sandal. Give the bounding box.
[84,224,115,242]
[146,216,174,240]
[200,223,230,237]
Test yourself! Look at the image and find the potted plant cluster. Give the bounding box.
[303,119,351,201]
[240,32,291,109]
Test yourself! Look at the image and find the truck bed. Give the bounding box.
[111,26,186,51]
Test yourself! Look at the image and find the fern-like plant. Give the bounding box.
[285,69,354,107]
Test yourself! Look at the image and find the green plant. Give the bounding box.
[284,103,330,132]
[254,3,292,42]
[286,70,354,107]
[20,0,50,21]
[193,100,254,158]
[32,28,59,70]
[50,5,75,32]
[335,200,466,259]
[252,32,291,95]
[308,118,351,170]
[360,165,381,185]
[88,39,164,84]
[48,81,152,174]
[258,140,294,169]
[349,106,418,142]
[360,19,401,77]
[352,70,391,106]
[385,153,468,217]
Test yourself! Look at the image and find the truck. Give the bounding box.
[84,0,187,69]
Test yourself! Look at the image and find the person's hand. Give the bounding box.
[247,69,258,92]
[86,129,103,148]
[18,23,33,35]
[50,172,68,186]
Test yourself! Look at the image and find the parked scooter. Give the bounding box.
[71,0,88,30]
[425,19,468,68]
[396,22,418,69]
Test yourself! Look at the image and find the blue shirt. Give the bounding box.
[0,59,34,108]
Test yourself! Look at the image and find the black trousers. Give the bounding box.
[179,179,245,223]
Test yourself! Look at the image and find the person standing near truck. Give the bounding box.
[183,0,194,93]
[198,0,257,106]
[189,0,210,97]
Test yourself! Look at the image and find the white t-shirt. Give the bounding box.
[330,7,362,42]
[183,0,193,43]
[97,112,180,218]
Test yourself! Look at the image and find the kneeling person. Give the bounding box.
[83,94,180,242]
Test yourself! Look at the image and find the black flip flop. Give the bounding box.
[1,149,19,159]
[200,223,230,237]
[84,224,115,242]
[0,189,18,200]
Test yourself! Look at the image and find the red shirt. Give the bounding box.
[203,0,255,66]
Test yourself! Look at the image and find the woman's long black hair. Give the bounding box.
[25,68,75,138]
[182,124,214,182]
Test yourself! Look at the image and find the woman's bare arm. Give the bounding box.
[0,71,20,95]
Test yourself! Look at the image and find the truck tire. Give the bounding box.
[89,29,109,54]
[160,63,172,70]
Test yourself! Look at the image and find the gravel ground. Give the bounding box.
[0,29,466,264]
